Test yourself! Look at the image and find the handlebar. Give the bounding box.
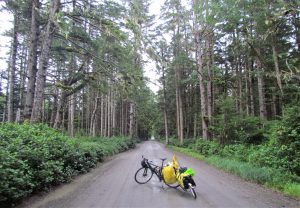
[141,155,166,168]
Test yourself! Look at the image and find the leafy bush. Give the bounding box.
[220,144,254,162]
[0,123,135,205]
[170,145,300,198]
[212,96,266,144]
[192,139,221,156]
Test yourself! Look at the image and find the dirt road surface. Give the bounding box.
[19,141,300,208]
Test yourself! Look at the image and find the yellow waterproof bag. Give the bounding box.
[162,166,177,184]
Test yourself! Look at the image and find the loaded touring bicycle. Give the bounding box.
[134,155,197,199]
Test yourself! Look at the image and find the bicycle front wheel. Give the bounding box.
[134,167,153,184]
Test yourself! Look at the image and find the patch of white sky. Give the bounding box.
[143,0,165,94]
[0,2,13,80]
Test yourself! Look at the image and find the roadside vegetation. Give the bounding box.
[166,105,300,199]
[0,123,135,206]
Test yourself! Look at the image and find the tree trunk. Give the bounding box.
[178,81,184,144]
[129,101,135,138]
[50,94,58,127]
[24,0,40,120]
[206,28,214,138]
[175,66,183,144]
[104,95,108,137]
[112,90,116,136]
[162,68,169,144]
[107,90,111,137]
[16,45,28,122]
[7,13,19,122]
[68,94,75,137]
[248,59,255,116]
[100,95,104,136]
[53,90,66,129]
[120,100,124,136]
[271,43,283,95]
[245,61,250,115]
[90,96,99,137]
[256,53,267,120]
[31,0,60,123]
[124,101,128,136]
[195,31,209,140]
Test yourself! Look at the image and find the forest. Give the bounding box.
[0,0,299,204]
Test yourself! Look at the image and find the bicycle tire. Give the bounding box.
[190,187,197,199]
[166,183,180,188]
[134,167,153,184]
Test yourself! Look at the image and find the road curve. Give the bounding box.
[19,141,300,208]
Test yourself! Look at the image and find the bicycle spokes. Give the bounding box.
[143,168,148,177]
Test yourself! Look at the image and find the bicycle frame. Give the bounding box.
[142,157,166,181]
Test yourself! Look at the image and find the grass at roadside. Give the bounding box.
[169,145,300,199]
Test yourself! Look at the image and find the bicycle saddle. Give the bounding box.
[160,158,167,161]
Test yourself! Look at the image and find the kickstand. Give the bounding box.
[161,184,171,191]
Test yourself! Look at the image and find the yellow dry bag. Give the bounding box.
[162,165,177,184]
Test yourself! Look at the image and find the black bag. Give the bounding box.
[183,175,196,189]
[141,159,148,168]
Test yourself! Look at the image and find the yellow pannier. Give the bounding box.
[162,165,177,184]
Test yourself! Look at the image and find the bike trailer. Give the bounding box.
[162,165,177,184]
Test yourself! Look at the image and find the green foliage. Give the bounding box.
[0,123,135,204]
[192,139,221,156]
[206,156,300,196]
[284,183,300,199]
[170,145,300,199]
[169,146,205,161]
[167,105,300,198]
[212,96,266,144]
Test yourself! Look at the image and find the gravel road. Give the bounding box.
[19,141,300,208]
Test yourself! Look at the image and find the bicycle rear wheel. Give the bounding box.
[134,167,153,184]
[191,187,197,199]
[189,183,197,199]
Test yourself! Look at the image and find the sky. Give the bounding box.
[0,2,13,77]
[144,0,165,93]
[0,0,164,93]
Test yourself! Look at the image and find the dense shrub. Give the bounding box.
[212,96,266,144]
[0,123,135,205]
[169,107,300,177]
[276,106,300,175]
[192,139,221,156]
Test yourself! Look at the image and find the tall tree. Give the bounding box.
[193,0,211,139]
[31,0,60,123]
[7,11,19,122]
[23,0,40,120]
